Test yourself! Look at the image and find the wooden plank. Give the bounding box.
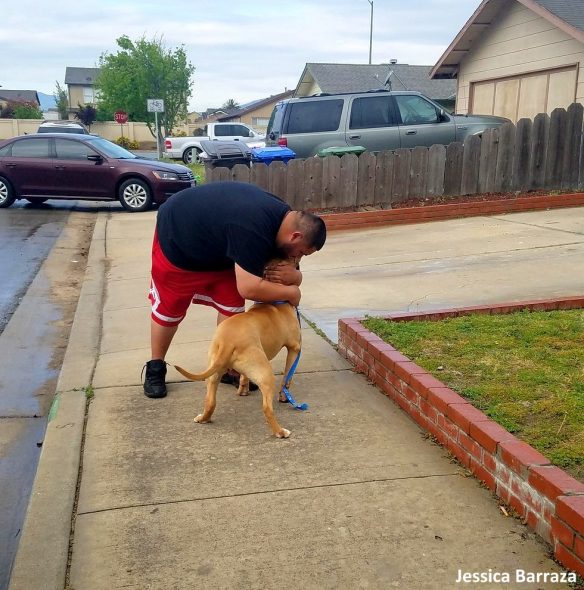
[303,156,323,209]
[444,142,463,196]
[427,144,446,198]
[461,135,481,195]
[250,162,269,191]
[562,102,583,190]
[322,155,341,210]
[494,122,516,193]
[285,158,304,208]
[512,118,532,192]
[216,166,230,182]
[409,146,428,199]
[478,128,499,194]
[529,112,549,190]
[544,107,567,189]
[232,163,250,184]
[339,154,359,208]
[268,161,287,200]
[391,148,412,204]
[373,150,394,207]
[356,151,376,206]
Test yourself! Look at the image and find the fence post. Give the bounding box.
[495,122,516,193]
[409,146,429,199]
[339,154,359,208]
[562,103,583,190]
[444,142,463,196]
[513,118,533,192]
[392,148,412,203]
[356,151,377,206]
[478,128,499,194]
[322,155,341,210]
[374,150,394,207]
[545,108,567,189]
[529,112,549,190]
[427,144,446,198]
[461,135,481,195]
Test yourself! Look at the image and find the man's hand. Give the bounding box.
[264,261,302,286]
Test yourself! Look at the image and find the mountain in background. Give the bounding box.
[38,92,57,111]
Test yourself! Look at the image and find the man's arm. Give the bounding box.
[234,264,301,306]
[263,259,302,286]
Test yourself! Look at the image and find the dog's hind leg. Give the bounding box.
[194,373,221,424]
[236,352,290,439]
[278,344,301,403]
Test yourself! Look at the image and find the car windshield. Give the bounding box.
[86,137,138,159]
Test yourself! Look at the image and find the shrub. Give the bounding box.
[114,137,140,150]
[173,130,187,137]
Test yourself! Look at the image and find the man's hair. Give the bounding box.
[295,211,327,250]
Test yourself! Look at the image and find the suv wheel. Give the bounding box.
[0,176,16,208]
[118,178,153,212]
[183,147,201,165]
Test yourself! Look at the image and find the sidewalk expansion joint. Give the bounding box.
[77,471,459,516]
[490,214,584,237]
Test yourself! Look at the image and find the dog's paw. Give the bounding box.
[276,428,291,439]
[194,414,211,424]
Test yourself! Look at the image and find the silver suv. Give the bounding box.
[266,90,509,158]
[37,120,89,134]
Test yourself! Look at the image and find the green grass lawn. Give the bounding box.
[363,310,584,481]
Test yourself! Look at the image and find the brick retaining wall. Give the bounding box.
[338,297,584,577]
[321,193,584,231]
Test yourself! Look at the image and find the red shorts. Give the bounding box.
[149,233,245,327]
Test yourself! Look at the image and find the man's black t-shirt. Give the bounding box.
[156,182,291,277]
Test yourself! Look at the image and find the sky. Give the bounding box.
[1,0,478,113]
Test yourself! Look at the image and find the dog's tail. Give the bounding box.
[173,363,220,381]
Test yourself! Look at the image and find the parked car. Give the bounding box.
[0,133,195,212]
[164,122,265,164]
[266,90,510,158]
[37,120,90,134]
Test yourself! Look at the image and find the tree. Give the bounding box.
[0,100,42,119]
[222,99,239,111]
[75,104,97,130]
[96,35,194,142]
[54,81,69,119]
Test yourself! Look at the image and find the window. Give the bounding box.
[349,96,395,129]
[286,100,343,134]
[214,125,233,137]
[395,95,439,125]
[83,86,96,104]
[55,139,97,160]
[252,117,270,128]
[0,144,12,156]
[11,138,50,158]
[231,125,251,137]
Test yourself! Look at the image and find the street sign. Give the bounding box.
[114,110,129,124]
[147,99,164,113]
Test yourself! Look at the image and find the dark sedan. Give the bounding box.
[0,134,196,212]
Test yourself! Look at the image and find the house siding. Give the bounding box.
[457,0,584,115]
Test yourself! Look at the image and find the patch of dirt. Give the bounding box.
[312,189,583,214]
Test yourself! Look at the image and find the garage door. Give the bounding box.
[470,66,577,122]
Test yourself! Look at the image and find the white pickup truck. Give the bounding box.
[164,122,266,164]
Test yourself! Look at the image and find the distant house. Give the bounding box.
[295,63,457,110]
[0,89,40,112]
[431,0,584,122]
[215,90,294,132]
[65,67,101,109]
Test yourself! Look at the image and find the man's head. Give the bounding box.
[276,211,327,259]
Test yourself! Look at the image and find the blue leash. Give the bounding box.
[255,301,308,411]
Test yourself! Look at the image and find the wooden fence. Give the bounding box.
[205,104,584,210]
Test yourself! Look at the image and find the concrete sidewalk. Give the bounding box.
[11,207,583,589]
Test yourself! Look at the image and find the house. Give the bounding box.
[431,0,584,122]
[215,90,294,132]
[0,89,40,110]
[295,63,457,110]
[65,67,101,109]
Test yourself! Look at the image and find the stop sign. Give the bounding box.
[114,110,129,124]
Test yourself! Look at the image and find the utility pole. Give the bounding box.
[368,0,373,64]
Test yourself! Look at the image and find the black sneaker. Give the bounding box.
[143,359,167,398]
[220,371,259,391]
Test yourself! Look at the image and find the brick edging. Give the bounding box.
[320,193,584,231]
[338,296,584,577]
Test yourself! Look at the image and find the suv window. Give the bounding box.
[231,125,251,138]
[395,95,440,125]
[11,138,50,158]
[267,102,286,136]
[286,100,343,134]
[55,138,97,160]
[350,96,396,129]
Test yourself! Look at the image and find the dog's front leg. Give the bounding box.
[194,373,220,424]
[237,374,250,396]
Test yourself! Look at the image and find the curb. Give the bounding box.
[320,193,584,231]
[338,296,584,578]
[8,213,107,590]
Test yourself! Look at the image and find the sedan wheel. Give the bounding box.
[182,148,201,165]
[118,178,153,212]
[0,176,16,208]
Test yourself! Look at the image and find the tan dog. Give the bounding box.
[174,301,301,438]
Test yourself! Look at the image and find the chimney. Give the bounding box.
[390,59,398,64]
